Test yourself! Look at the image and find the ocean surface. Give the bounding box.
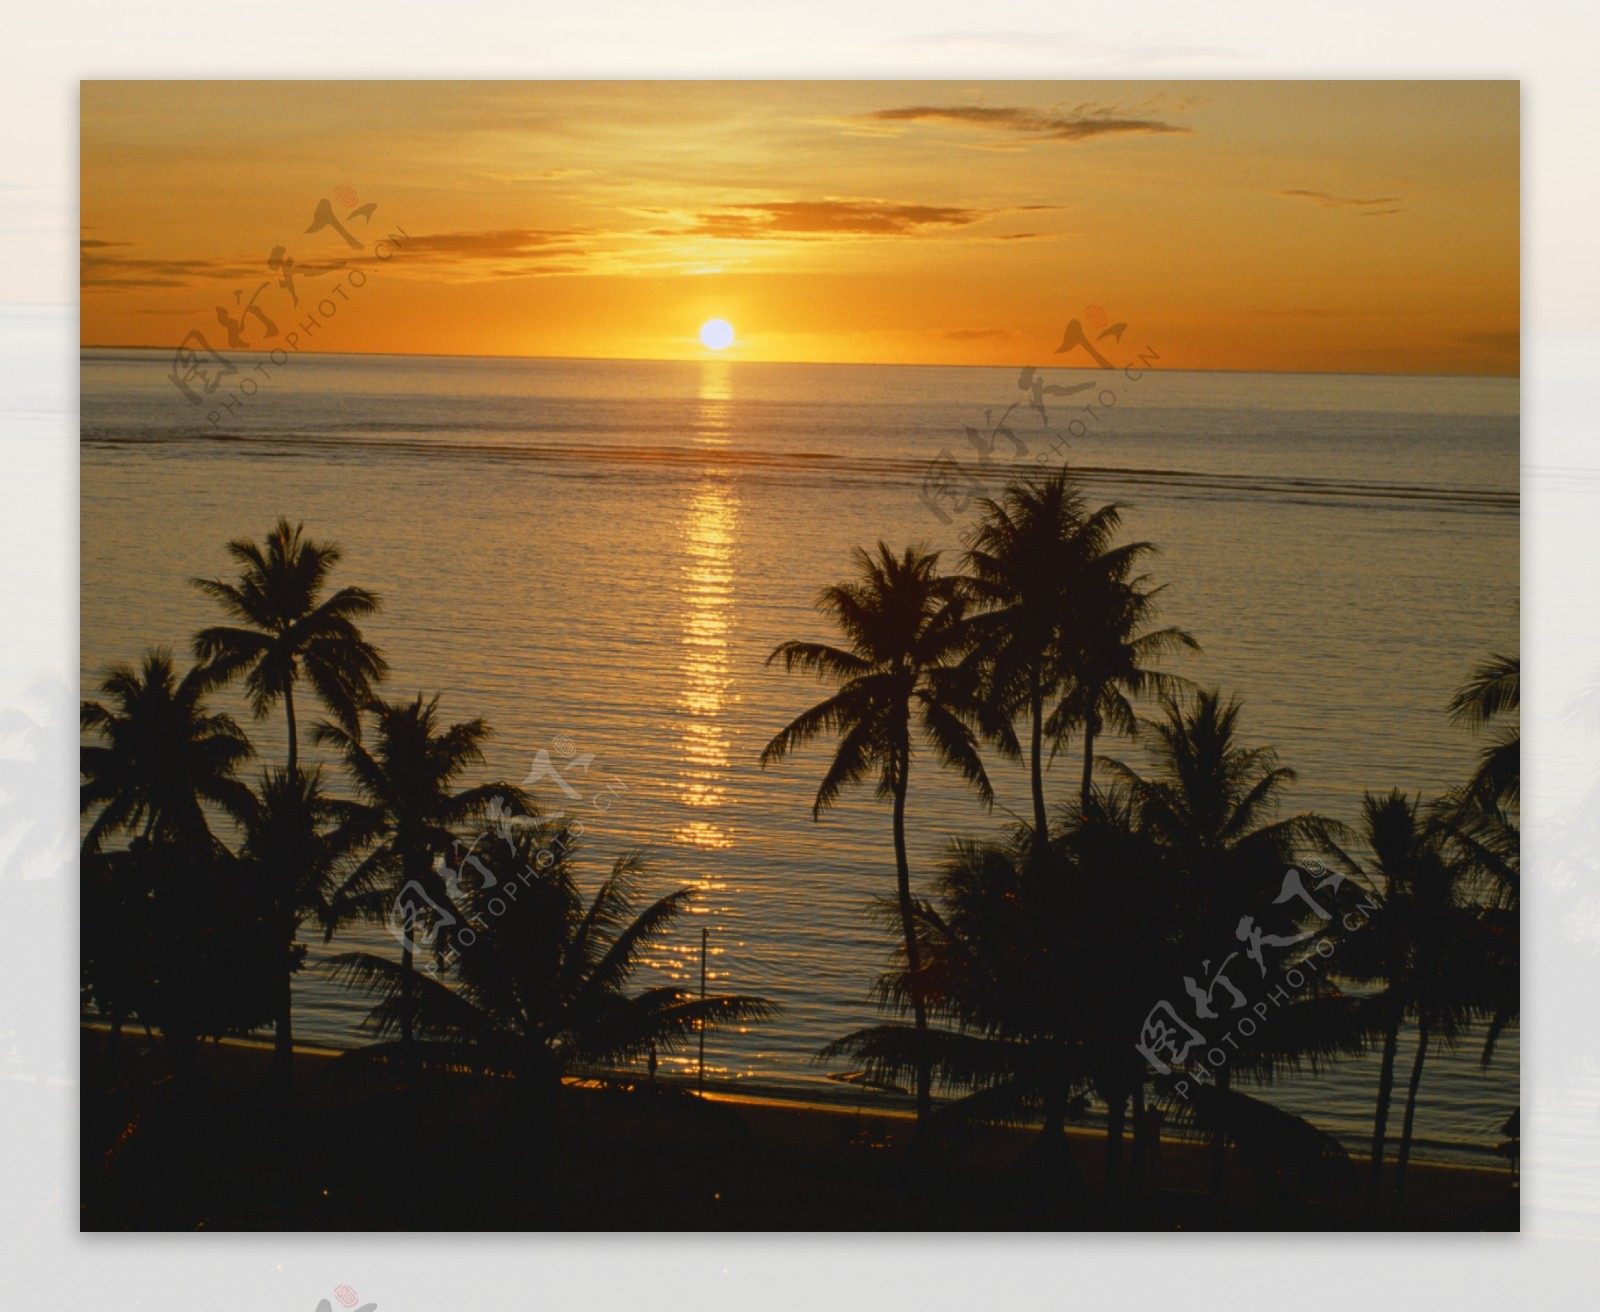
[80,348,1520,1165]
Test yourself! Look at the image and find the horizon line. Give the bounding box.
[78,342,1522,382]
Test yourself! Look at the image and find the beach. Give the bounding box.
[79,1026,1516,1232]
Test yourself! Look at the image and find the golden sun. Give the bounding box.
[699,319,734,350]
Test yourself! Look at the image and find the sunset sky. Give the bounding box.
[80,81,1519,374]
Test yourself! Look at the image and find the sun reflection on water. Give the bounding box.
[672,362,739,851]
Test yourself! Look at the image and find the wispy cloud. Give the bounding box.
[861,103,1192,143]
[389,229,581,262]
[80,250,264,292]
[654,199,1051,240]
[81,229,588,290]
[1279,188,1403,215]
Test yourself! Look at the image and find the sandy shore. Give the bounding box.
[79,1026,1517,1231]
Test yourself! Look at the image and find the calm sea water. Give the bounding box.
[80,349,1519,1164]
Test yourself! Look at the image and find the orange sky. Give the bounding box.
[80,81,1519,374]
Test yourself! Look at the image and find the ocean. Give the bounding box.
[80,347,1519,1165]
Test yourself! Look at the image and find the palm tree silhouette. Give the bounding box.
[962,468,1146,847]
[1110,689,1330,1193]
[820,825,1094,1196]
[1331,789,1491,1218]
[823,791,1174,1205]
[0,676,75,880]
[1047,568,1197,814]
[192,518,387,776]
[313,693,526,1071]
[80,650,259,1074]
[329,821,775,1103]
[762,542,991,1122]
[1447,652,1519,810]
[1438,655,1520,1072]
[80,649,254,854]
[239,765,374,1088]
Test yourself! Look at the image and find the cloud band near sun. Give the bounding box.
[861,103,1192,141]
[656,199,1056,240]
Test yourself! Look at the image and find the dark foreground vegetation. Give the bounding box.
[80,1029,1514,1231]
[80,468,1519,1230]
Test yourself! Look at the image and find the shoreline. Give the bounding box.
[79,1024,1505,1171]
[80,1025,1517,1231]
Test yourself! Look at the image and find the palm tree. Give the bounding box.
[330,821,775,1104]
[192,518,387,775]
[313,693,527,1070]
[820,826,1094,1198]
[238,766,374,1087]
[80,649,254,854]
[1332,790,1493,1217]
[80,650,260,1074]
[962,468,1165,846]
[1047,569,1197,814]
[761,542,991,1122]
[1447,653,1519,809]
[1439,655,1520,1071]
[824,790,1175,1205]
[961,470,1098,844]
[1111,689,1331,1193]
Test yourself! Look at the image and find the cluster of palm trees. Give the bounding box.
[80,518,768,1103]
[763,467,1518,1218]
[79,485,1517,1223]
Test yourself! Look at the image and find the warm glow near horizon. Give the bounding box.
[79,81,1519,375]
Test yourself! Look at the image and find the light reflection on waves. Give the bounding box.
[81,429,1519,513]
[673,362,738,853]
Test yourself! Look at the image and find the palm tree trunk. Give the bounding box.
[1393,1014,1431,1211]
[400,917,415,1077]
[1105,1090,1127,1202]
[1366,1009,1401,1219]
[1208,1065,1231,1196]
[273,952,295,1092]
[1028,664,1048,849]
[1130,1081,1148,1201]
[284,681,298,777]
[107,1013,123,1082]
[1079,706,1098,817]
[891,746,931,1124]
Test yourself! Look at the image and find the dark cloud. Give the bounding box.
[863,104,1191,142]
[1279,189,1402,213]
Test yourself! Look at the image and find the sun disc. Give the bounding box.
[699,319,735,350]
